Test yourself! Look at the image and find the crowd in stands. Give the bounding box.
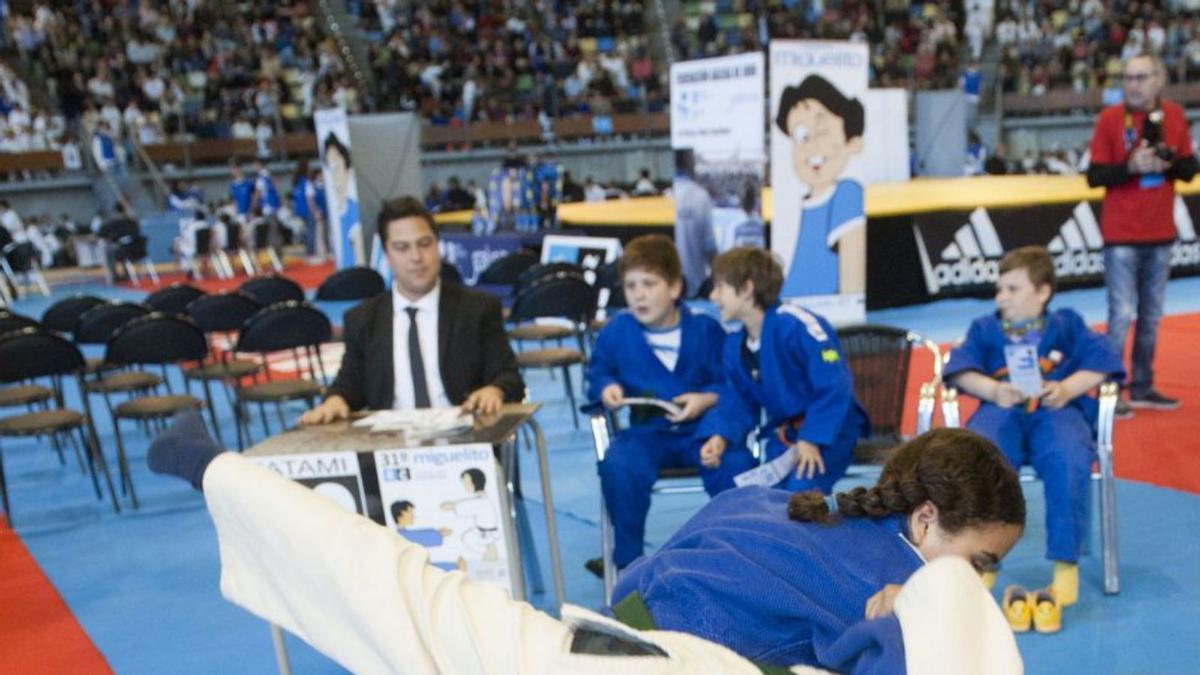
[993,0,1200,97]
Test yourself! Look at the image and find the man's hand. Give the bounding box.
[667,391,718,423]
[299,395,350,426]
[699,435,727,468]
[601,383,625,410]
[865,584,904,620]
[992,382,1026,409]
[1128,142,1170,174]
[1040,380,1072,409]
[462,385,504,416]
[794,440,825,480]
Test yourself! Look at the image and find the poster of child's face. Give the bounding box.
[777,75,864,200]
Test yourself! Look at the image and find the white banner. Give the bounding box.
[671,52,766,295]
[375,444,514,595]
[315,108,363,269]
[770,41,869,323]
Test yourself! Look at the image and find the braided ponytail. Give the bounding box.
[788,428,1025,533]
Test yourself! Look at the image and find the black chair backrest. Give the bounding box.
[235,301,333,354]
[315,266,386,301]
[0,311,40,336]
[515,261,585,297]
[4,242,36,272]
[253,221,272,248]
[115,234,148,261]
[224,221,243,251]
[476,250,539,286]
[238,274,305,306]
[146,283,208,315]
[0,225,11,249]
[74,302,151,345]
[509,273,598,324]
[593,260,625,309]
[440,261,463,285]
[106,313,210,365]
[186,291,263,333]
[693,276,714,300]
[194,226,213,256]
[43,295,107,333]
[0,328,85,382]
[836,325,913,441]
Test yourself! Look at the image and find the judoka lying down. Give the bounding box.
[149,413,1024,674]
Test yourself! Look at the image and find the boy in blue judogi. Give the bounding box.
[587,235,757,572]
[709,247,869,493]
[944,245,1123,608]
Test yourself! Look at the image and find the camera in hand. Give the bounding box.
[1142,110,1176,162]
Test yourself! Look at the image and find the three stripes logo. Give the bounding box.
[913,207,1004,294]
[914,197,1200,296]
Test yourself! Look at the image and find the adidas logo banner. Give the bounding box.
[866,196,1200,308]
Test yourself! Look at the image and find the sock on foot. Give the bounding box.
[1051,562,1078,607]
[147,410,223,491]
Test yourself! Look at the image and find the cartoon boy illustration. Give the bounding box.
[440,468,500,561]
[391,500,465,572]
[776,74,866,297]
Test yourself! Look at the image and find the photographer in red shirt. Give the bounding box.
[1087,54,1198,415]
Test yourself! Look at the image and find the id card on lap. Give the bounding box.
[735,445,799,488]
[1003,344,1043,398]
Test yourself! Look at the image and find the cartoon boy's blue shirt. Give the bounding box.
[783,179,864,297]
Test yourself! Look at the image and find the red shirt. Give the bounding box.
[1088,99,1194,244]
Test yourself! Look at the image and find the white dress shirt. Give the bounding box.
[391,281,451,409]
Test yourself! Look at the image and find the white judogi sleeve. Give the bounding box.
[894,557,1024,675]
[203,453,783,675]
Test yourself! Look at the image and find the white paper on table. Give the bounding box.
[353,407,473,436]
[1003,344,1043,398]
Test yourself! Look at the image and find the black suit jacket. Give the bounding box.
[327,282,524,410]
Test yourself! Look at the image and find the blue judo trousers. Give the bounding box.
[945,308,1123,562]
[614,486,920,670]
[587,309,757,567]
[723,303,869,493]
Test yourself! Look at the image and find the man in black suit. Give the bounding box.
[299,196,523,425]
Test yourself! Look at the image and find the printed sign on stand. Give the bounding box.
[251,451,366,515]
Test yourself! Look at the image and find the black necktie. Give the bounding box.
[405,307,431,408]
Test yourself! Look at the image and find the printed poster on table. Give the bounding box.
[251,451,366,515]
[670,52,766,295]
[375,443,514,594]
[315,108,363,270]
[769,40,869,324]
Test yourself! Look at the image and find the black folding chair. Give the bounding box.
[315,266,385,301]
[2,241,50,297]
[74,303,164,423]
[145,283,207,316]
[238,274,305,307]
[0,328,120,525]
[233,302,332,441]
[103,314,210,506]
[184,291,265,449]
[509,272,597,428]
[508,263,588,345]
[42,295,107,334]
[113,233,159,286]
[252,220,284,273]
[440,261,463,285]
[836,325,940,469]
[0,312,54,415]
[476,250,539,288]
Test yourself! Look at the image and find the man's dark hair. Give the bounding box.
[390,500,415,521]
[461,468,486,492]
[775,74,865,140]
[377,196,439,243]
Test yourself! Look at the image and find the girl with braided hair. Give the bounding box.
[612,427,1026,671]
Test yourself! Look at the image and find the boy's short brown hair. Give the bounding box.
[711,247,784,309]
[999,245,1056,296]
[618,234,683,284]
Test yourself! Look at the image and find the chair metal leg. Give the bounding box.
[1097,382,1119,594]
[0,442,10,526]
[258,403,271,437]
[75,429,102,500]
[144,260,160,284]
[110,419,140,508]
[83,420,120,514]
[50,431,65,465]
[200,380,224,447]
[600,495,616,607]
[561,365,579,429]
